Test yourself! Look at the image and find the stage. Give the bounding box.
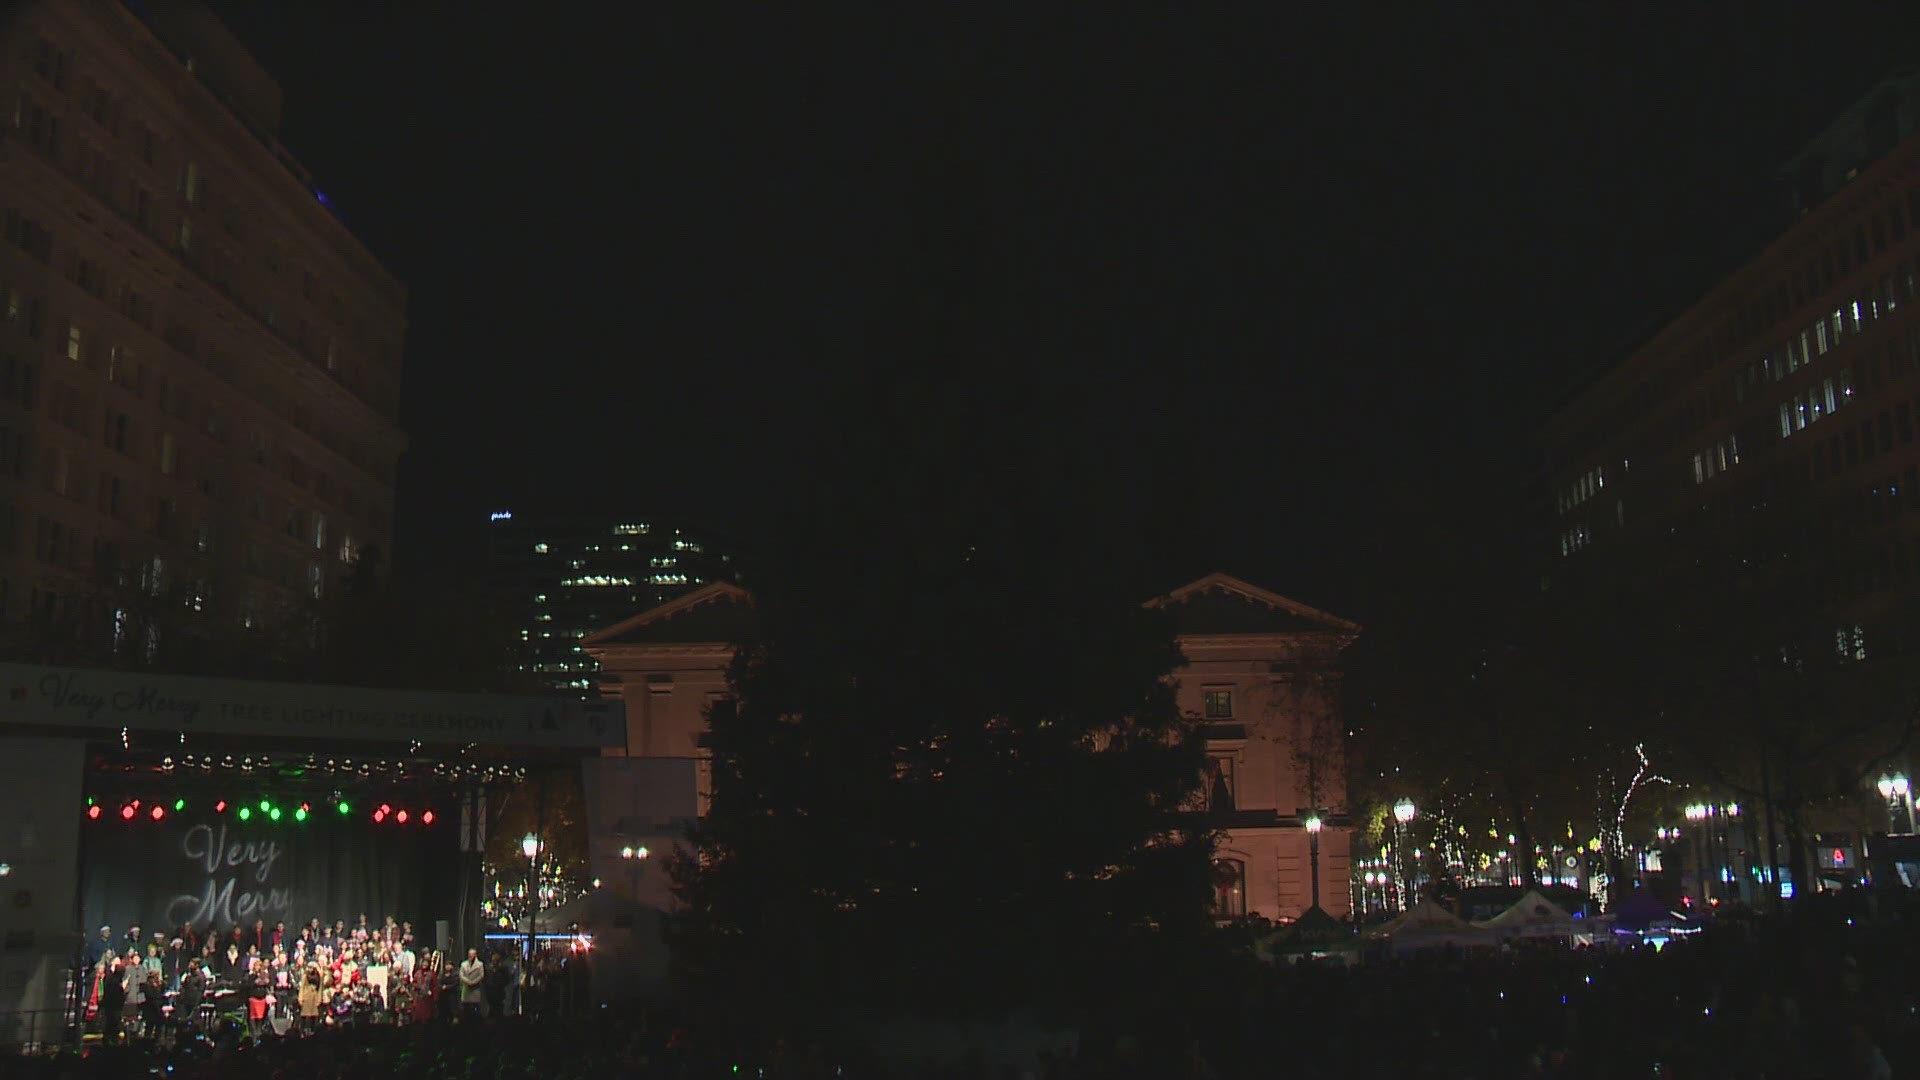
[0,662,622,1050]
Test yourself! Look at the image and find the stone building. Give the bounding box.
[0,1,406,649]
[583,572,1360,922]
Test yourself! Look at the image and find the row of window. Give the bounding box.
[1692,435,1742,485]
[1558,524,1594,558]
[1735,268,1917,401]
[1556,466,1606,515]
[1778,371,1856,437]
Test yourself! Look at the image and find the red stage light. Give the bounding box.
[150,805,165,821]
[299,802,311,813]
[396,809,409,824]
[119,805,135,821]
[379,803,392,815]
[421,810,435,825]
[215,800,228,813]
[372,809,386,824]
[87,805,102,820]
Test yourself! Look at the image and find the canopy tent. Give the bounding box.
[1475,889,1577,940]
[1259,906,1357,960]
[1365,900,1497,952]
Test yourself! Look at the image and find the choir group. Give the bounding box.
[83,913,458,1042]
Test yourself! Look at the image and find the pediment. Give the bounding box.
[1150,572,1360,638]
[580,581,755,648]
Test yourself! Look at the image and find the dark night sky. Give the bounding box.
[203,3,1920,622]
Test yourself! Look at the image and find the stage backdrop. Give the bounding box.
[80,810,462,942]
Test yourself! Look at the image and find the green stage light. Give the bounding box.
[237,807,252,821]
[337,800,351,815]
[294,807,307,822]
[258,799,270,812]
[268,806,282,822]
[173,799,185,812]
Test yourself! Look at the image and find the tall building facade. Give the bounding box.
[582,573,1362,922]
[0,2,405,653]
[485,512,732,693]
[1542,71,1920,642]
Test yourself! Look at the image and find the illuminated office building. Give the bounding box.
[485,511,732,693]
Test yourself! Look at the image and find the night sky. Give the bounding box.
[205,3,1920,623]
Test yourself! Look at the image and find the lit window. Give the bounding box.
[1203,690,1233,719]
[66,323,81,361]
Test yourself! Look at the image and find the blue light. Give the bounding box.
[490,511,513,522]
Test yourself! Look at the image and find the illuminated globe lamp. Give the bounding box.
[1393,798,1417,825]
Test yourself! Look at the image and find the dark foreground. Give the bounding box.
[13,890,1920,1079]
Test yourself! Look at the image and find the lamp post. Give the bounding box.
[620,844,650,898]
[521,832,539,964]
[1684,804,1711,904]
[1393,798,1417,909]
[1878,774,1916,835]
[1304,813,1324,912]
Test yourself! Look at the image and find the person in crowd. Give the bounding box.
[96,955,126,1044]
[120,952,146,1041]
[174,961,203,1038]
[138,964,165,1040]
[84,925,110,969]
[244,957,271,1042]
[502,950,523,1018]
[298,961,325,1034]
[120,924,141,956]
[458,947,486,1022]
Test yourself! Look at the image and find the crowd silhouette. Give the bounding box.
[14,890,1920,1078]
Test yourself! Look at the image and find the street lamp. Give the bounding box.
[1304,813,1324,913]
[1392,798,1417,909]
[522,833,540,963]
[1878,774,1916,834]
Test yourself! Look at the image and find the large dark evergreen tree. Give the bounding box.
[670,369,1214,1027]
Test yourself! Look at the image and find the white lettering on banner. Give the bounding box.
[0,663,622,748]
[167,825,290,927]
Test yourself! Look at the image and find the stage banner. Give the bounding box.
[0,662,624,749]
[79,811,461,948]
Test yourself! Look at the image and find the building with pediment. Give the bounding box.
[581,573,1359,923]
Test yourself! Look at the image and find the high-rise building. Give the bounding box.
[1542,71,1920,637]
[0,2,406,655]
[485,511,733,693]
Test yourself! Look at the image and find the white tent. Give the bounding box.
[1366,900,1497,951]
[1474,889,1577,940]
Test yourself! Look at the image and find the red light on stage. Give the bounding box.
[87,805,102,820]
[150,805,165,821]
[396,809,409,824]
[372,809,386,824]
[119,804,135,821]
[215,800,228,813]
[421,810,435,825]
[299,802,311,813]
